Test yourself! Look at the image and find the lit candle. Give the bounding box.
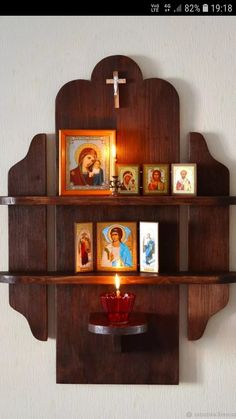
[112,144,117,160]
[100,274,136,323]
[115,274,120,297]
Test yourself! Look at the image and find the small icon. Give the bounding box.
[174,4,182,12]
[151,3,160,13]
[164,3,171,12]
[202,3,208,12]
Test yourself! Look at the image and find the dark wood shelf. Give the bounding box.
[1,271,236,285]
[1,195,236,206]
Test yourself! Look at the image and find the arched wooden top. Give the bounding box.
[55,55,180,164]
[91,54,143,82]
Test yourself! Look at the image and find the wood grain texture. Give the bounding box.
[8,134,48,341]
[1,195,236,206]
[55,55,180,384]
[188,133,229,340]
[56,285,179,384]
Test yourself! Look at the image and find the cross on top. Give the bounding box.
[106,71,126,109]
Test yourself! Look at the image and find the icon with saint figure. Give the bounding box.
[75,222,93,272]
[97,222,137,272]
[139,222,159,273]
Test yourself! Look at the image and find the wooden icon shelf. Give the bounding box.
[2,55,233,384]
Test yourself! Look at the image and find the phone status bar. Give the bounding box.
[150,2,234,15]
[0,2,235,15]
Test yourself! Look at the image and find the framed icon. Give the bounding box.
[139,222,159,273]
[96,222,137,272]
[74,222,93,272]
[143,164,169,195]
[171,163,197,195]
[117,164,140,194]
[59,129,116,195]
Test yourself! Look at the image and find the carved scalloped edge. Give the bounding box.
[189,132,229,196]
[188,284,229,340]
[9,284,48,341]
[8,134,48,341]
[8,134,47,196]
[188,132,229,340]
[56,55,179,110]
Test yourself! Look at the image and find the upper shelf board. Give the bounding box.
[0,195,236,206]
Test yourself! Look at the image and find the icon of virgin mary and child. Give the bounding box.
[70,146,104,186]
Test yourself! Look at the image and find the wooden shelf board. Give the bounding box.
[0,271,236,285]
[1,195,236,206]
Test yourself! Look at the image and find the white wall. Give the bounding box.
[0,16,236,419]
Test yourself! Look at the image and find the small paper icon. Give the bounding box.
[202,4,208,12]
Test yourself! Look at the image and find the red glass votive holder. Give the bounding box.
[100,292,136,324]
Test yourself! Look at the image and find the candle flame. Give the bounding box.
[115,274,120,291]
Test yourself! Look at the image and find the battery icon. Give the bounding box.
[202,4,209,12]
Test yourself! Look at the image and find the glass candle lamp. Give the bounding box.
[100,274,136,324]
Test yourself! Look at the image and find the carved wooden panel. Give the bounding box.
[8,134,48,341]
[4,57,232,382]
[55,55,180,383]
[188,133,229,340]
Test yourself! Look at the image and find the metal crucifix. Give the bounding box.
[106,71,126,109]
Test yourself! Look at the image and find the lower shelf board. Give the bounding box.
[88,312,148,335]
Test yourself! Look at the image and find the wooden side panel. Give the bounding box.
[55,55,180,384]
[188,133,229,340]
[8,134,48,341]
